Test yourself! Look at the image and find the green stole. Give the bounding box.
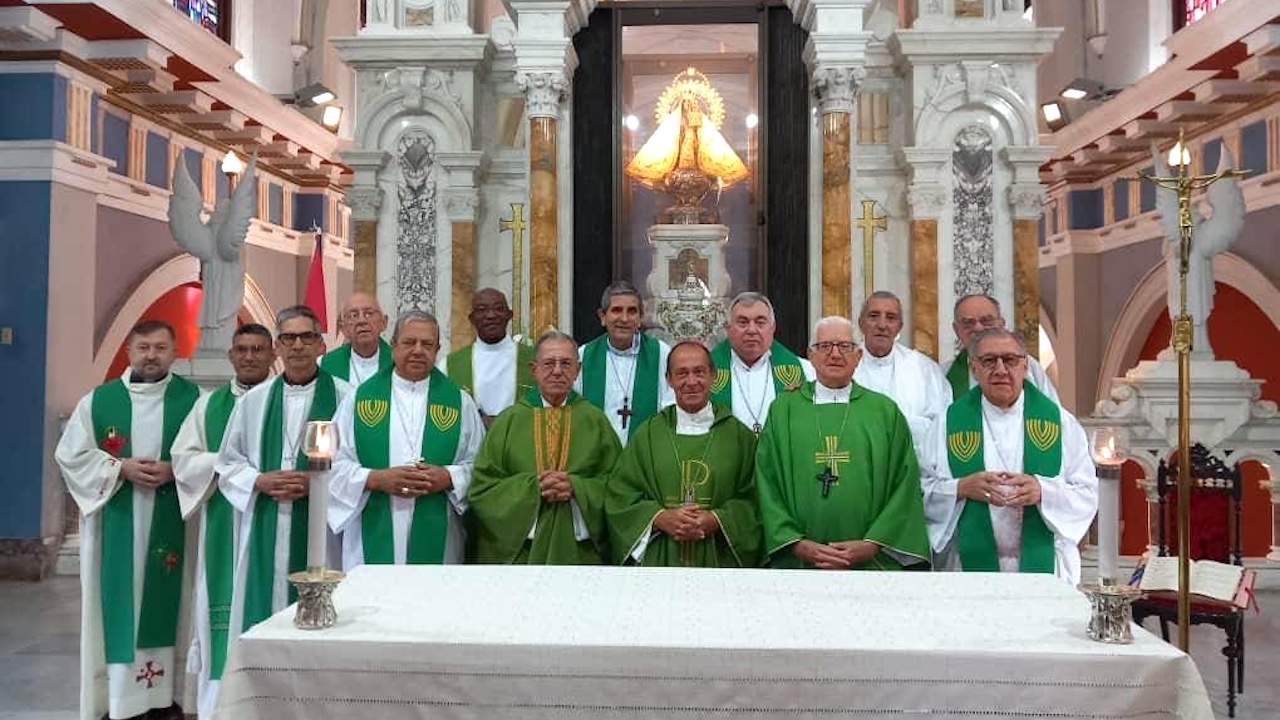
[241,372,338,631]
[446,339,535,410]
[580,334,661,439]
[319,338,392,383]
[944,382,1061,574]
[946,350,972,399]
[91,374,200,664]
[709,340,806,408]
[202,384,237,680]
[355,368,464,564]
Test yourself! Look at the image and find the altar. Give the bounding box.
[215,566,1213,719]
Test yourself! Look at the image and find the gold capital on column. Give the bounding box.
[529,116,559,335]
[910,218,939,359]
[821,112,852,317]
[1013,218,1040,358]
[451,221,477,347]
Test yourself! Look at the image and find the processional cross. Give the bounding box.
[813,436,851,499]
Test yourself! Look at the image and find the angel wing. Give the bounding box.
[168,155,213,261]
[1150,143,1185,244]
[215,153,258,263]
[1196,147,1245,258]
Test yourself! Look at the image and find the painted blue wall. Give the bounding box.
[294,194,325,231]
[145,132,169,187]
[1202,138,1222,174]
[184,148,203,195]
[0,74,66,142]
[1113,179,1130,222]
[1240,120,1268,178]
[0,182,51,538]
[1139,166,1156,213]
[102,112,128,176]
[268,184,283,226]
[1068,188,1104,230]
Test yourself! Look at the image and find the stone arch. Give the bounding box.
[359,80,472,153]
[1095,252,1280,405]
[914,77,1034,148]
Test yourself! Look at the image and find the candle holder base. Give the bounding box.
[287,568,344,630]
[1080,582,1143,644]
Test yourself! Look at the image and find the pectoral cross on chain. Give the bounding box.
[814,436,851,499]
[617,398,633,429]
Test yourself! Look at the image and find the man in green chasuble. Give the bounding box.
[57,320,200,720]
[171,323,274,719]
[470,331,622,564]
[319,292,392,385]
[756,316,930,570]
[606,341,762,567]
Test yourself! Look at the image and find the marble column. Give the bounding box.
[813,67,860,318]
[347,186,383,295]
[519,71,567,335]
[907,183,947,359]
[1012,217,1041,357]
[447,192,479,348]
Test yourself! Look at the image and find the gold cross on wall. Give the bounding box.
[854,199,887,299]
[499,203,526,337]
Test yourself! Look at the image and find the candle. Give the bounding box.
[304,421,337,571]
[1089,428,1128,584]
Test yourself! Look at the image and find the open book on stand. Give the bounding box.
[1131,556,1257,609]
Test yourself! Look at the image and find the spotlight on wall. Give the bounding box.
[1059,77,1117,102]
[321,105,344,131]
[624,114,639,131]
[1040,100,1069,131]
[294,82,336,107]
[745,113,759,129]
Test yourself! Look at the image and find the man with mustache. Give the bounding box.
[852,290,950,457]
[709,292,815,435]
[216,306,353,637]
[171,323,275,719]
[575,280,673,446]
[57,320,201,720]
[444,288,534,425]
[606,341,761,567]
[331,311,484,567]
[320,292,391,385]
[921,327,1097,584]
[469,331,621,564]
[942,294,1059,403]
[756,316,929,570]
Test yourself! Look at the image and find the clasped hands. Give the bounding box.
[792,538,880,569]
[367,462,453,499]
[958,470,1041,508]
[119,458,174,489]
[654,506,719,541]
[538,471,574,503]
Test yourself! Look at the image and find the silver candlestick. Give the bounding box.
[1080,582,1143,644]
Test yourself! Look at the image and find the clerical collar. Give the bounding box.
[675,403,714,435]
[982,391,1024,417]
[233,378,265,395]
[606,334,640,357]
[353,343,380,360]
[128,371,169,384]
[392,371,430,392]
[813,382,852,404]
[282,371,318,387]
[475,335,513,353]
[540,394,570,408]
[731,348,771,371]
[864,345,895,366]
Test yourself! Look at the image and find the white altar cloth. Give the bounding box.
[215,565,1213,719]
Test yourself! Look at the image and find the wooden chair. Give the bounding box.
[1131,443,1246,717]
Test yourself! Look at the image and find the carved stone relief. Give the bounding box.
[396,129,440,313]
[951,124,994,299]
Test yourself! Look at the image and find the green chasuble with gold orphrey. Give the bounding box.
[606,403,762,568]
[756,382,930,570]
[468,392,621,565]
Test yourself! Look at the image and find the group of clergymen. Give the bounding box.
[56,280,1099,720]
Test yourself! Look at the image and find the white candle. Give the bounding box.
[307,471,328,570]
[1098,468,1120,583]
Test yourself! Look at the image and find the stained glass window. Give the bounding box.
[1185,0,1228,25]
[173,0,230,42]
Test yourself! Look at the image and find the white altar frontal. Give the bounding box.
[215,566,1213,720]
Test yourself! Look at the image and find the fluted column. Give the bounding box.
[518,70,567,335]
[1009,185,1045,358]
[813,67,861,318]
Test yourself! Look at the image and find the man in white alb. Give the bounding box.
[444,288,533,425]
[574,280,674,445]
[921,327,1098,584]
[852,290,950,456]
[709,292,815,434]
[941,294,1059,403]
[319,292,391,385]
[331,310,484,567]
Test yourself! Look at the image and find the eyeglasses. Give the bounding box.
[278,332,322,346]
[810,341,857,355]
[397,339,440,350]
[343,309,381,321]
[974,354,1026,371]
[536,359,577,371]
[230,345,271,356]
[958,315,1001,330]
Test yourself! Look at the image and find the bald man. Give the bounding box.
[445,288,533,424]
[320,292,392,385]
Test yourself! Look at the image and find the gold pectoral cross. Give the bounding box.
[855,199,887,299]
[814,436,851,499]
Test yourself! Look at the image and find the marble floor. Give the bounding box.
[0,577,1276,719]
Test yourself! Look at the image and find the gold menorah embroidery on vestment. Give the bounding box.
[710,369,729,394]
[430,404,459,432]
[1026,419,1060,452]
[773,365,803,390]
[356,399,389,427]
[947,431,981,463]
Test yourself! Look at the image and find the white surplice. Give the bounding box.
[329,372,485,567]
[215,375,353,637]
[727,349,817,432]
[348,346,382,387]
[574,336,676,445]
[55,372,197,720]
[919,392,1099,584]
[853,342,951,458]
[941,354,1061,403]
[171,380,259,720]
[466,335,522,416]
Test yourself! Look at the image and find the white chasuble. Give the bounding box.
[330,372,484,567]
[853,342,951,458]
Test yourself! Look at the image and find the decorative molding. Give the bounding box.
[347,186,384,221]
[395,128,440,313]
[516,70,569,119]
[951,124,995,298]
[811,65,864,115]
[445,190,479,221]
[1007,184,1045,218]
[907,184,949,217]
[0,140,113,195]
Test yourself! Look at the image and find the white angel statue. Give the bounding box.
[1151,145,1245,357]
[168,153,257,353]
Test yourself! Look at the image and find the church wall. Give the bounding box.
[244,244,303,318]
[1097,237,1163,345]
[1231,205,1280,288]
[92,209,183,352]
[1039,265,1057,329]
